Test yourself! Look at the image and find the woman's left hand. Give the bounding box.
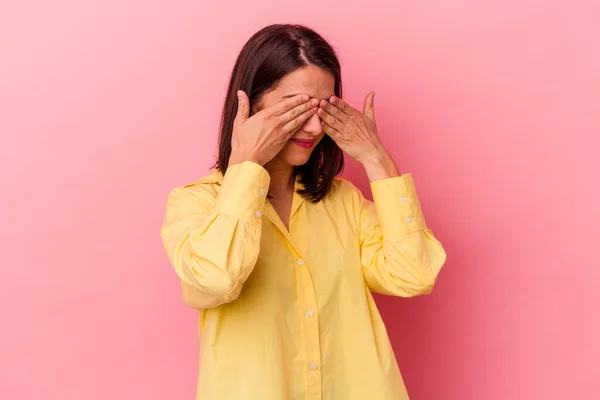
[318,92,385,164]
[318,92,401,181]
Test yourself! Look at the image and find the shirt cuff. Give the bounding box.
[370,174,426,235]
[214,161,271,222]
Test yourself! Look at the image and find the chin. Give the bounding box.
[277,144,317,167]
[286,153,313,167]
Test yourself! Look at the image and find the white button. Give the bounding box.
[406,216,413,223]
[306,310,313,317]
[297,259,304,265]
[309,363,318,371]
[256,210,262,218]
[259,189,265,196]
[401,196,407,202]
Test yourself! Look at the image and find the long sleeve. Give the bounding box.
[160,162,271,309]
[359,174,446,297]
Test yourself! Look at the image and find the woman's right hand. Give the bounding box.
[229,90,319,166]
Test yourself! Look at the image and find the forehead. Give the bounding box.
[266,65,335,101]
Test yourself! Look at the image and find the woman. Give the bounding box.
[161,24,446,400]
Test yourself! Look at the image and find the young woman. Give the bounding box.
[161,24,446,400]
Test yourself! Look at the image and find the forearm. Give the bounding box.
[361,146,401,182]
[161,162,270,308]
[361,173,447,297]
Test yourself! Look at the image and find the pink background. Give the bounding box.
[1,1,599,399]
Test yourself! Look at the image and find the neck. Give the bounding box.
[265,158,295,198]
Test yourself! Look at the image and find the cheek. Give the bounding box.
[315,132,325,144]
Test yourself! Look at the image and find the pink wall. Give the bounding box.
[1,1,599,399]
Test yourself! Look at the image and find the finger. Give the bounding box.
[271,94,311,116]
[329,96,355,116]
[278,98,320,124]
[363,91,376,120]
[320,119,342,141]
[317,107,343,131]
[281,106,319,136]
[236,90,250,122]
[319,99,350,122]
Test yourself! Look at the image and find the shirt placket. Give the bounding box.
[264,199,323,400]
[294,256,322,400]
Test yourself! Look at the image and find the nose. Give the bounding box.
[301,112,323,136]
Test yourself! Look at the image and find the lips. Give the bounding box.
[291,139,315,149]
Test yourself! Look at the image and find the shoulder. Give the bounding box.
[325,177,366,208]
[165,169,223,209]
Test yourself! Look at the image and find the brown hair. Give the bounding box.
[216,24,344,202]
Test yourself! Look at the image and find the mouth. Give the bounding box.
[291,139,315,149]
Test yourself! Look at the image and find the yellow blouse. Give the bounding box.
[160,161,446,400]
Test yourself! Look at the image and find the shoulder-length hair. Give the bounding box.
[216,24,344,202]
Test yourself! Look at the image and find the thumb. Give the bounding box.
[363,91,376,120]
[236,90,250,122]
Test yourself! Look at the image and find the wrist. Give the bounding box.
[361,148,401,182]
[359,143,389,168]
[229,149,262,166]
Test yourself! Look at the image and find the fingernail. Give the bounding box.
[237,90,242,99]
[311,99,319,107]
[301,95,310,101]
